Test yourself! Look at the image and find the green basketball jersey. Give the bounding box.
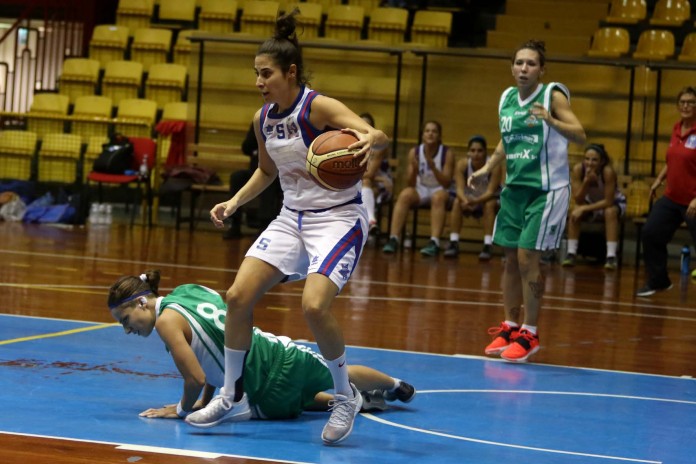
[157,284,332,418]
[498,82,571,191]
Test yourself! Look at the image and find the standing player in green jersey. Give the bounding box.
[469,39,586,363]
[107,270,415,421]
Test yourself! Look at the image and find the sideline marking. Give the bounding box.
[0,322,116,346]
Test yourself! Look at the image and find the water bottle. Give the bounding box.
[139,154,149,178]
[681,245,691,275]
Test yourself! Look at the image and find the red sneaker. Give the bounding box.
[484,322,520,356]
[500,329,540,363]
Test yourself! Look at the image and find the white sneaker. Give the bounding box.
[321,384,363,445]
[185,393,251,428]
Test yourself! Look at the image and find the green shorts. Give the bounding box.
[249,343,333,419]
[493,185,569,251]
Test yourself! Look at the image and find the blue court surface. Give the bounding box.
[0,314,694,464]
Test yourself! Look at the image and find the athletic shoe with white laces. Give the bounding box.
[321,383,363,445]
[185,392,251,428]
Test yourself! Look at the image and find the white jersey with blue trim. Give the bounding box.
[416,143,447,189]
[260,86,362,211]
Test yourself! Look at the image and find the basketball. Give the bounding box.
[306,131,366,191]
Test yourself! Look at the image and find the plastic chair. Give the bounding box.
[71,95,113,143]
[199,0,238,33]
[145,63,187,108]
[162,101,189,121]
[678,32,696,62]
[116,0,155,34]
[347,0,380,15]
[650,0,691,26]
[83,136,110,182]
[284,3,322,39]
[587,27,631,58]
[632,29,675,60]
[86,136,157,225]
[101,60,144,106]
[28,94,70,138]
[172,29,198,66]
[114,98,158,138]
[304,0,341,13]
[157,0,197,23]
[240,1,280,36]
[130,28,173,72]
[37,133,83,184]
[57,58,100,103]
[88,24,130,69]
[325,5,365,42]
[0,130,38,181]
[410,10,452,48]
[368,7,408,45]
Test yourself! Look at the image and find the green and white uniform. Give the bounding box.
[494,82,571,250]
[156,284,333,419]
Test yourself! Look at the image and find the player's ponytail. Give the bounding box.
[258,8,307,86]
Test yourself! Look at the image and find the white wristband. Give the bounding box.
[176,401,187,418]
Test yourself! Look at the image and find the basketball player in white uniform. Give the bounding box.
[185,10,389,446]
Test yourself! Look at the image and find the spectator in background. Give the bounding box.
[562,143,626,270]
[359,112,393,241]
[443,135,502,260]
[223,123,282,239]
[636,87,696,297]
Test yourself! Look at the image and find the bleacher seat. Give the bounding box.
[678,32,696,62]
[632,29,675,60]
[28,93,70,138]
[145,63,187,108]
[347,0,380,15]
[162,101,189,121]
[285,3,322,39]
[411,11,451,48]
[0,130,38,181]
[71,95,113,143]
[303,0,342,13]
[587,27,631,58]
[324,5,365,42]
[240,1,280,37]
[198,0,238,34]
[368,7,408,45]
[173,29,198,66]
[101,60,144,106]
[606,0,647,24]
[57,58,100,103]
[89,25,130,69]
[116,0,155,34]
[649,0,691,27]
[157,0,197,23]
[114,98,158,138]
[37,133,83,184]
[83,136,110,182]
[130,28,173,72]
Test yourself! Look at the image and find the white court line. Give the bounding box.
[0,431,315,464]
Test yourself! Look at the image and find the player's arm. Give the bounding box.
[582,165,617,213]
[533,90,586,145]
[363,146,385,180]
[571,163,588,205]
[469,140,505,186]
[470,163,503,206]
[406,147,418,188]
[310,95,390,157]
[432,146,455,188]
[454,158,467,203]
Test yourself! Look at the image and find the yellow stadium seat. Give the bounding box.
[325,5,365,42]
[115,98,158,137]
[199,0,238,33]
[158,0,197,22]
[304,0,341,13]
[677,33,696,62]
[28,93,70,138]
[71,95,113,143]
[173,29,198,66]
[0,130,38,181]
[240,1,280,36]
[101,60,144,106]
[368,7,408,45]
[347,0,380,15]
[162,101,189,120]
[606,0,647,24]
[89,25,130,69]
[632,29,675,60]
[116,0,155,34]
[650,0,691,26]
[587,27,631,58]
[83,135,110,182]
[37,133,83,184]
[411,11,451,48]
[130,28,173,72]
[284,3,322,39]
[58,58,100,103]
[145,63,187,108]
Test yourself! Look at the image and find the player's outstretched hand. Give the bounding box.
[139,404,178,419]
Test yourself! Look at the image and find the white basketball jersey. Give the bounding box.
[260,86,362,211]
[416,143,447,189]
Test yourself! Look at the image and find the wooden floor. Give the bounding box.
[1,220,694,463]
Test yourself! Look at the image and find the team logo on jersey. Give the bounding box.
[338,263,351,281]
[524,115,538,127]
[311,255,319,265]
[504,134,538,144]
[507,149,536,160]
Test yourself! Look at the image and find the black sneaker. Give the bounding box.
[636,283,673,297]
[443,241,459,258]
[478,244,492,261]
[383,381,416,403]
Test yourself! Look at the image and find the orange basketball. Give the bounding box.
[306,130,366,191]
